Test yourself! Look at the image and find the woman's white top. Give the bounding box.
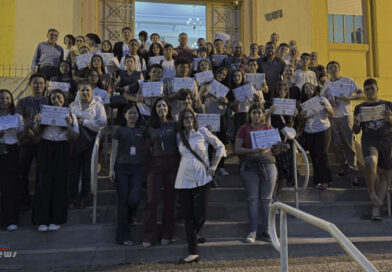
[69,98,107,133]
[0,114,24,144]
[175,127,226,189]
[41,113,79,141]
[304,96,332,134]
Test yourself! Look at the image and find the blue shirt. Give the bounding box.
[31,42,64,69]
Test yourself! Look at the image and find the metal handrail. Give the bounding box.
[291,138,310,209]
[90,131,101,225]
[11,70,34,95]
[268,202,378,272]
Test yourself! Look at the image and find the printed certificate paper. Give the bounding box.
[328,82,352,97]
[40,105,69,127]
[97,52,115,66]
[48,81,70,92]
[197,114,220,132]
[172,78,195,93]
[194,70,214,85]
[272,98,296,116]
[245,73,265,90]
[360,104,385,122]
[0,115,19,130]
[250,129,281,149]
[75,53,93,69]
[142,81,163,97]
[212,54,228,67]
[209,80,229,98]
[149,56,165,65]
[233,83,255,102]
[300,96,324,117]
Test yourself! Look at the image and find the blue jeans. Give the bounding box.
[114,163,143,242]
[240,163,277,233]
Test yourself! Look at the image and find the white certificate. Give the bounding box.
[48,81,70,93]
[197,114,220,132]
[250,129,281,149]
[142,81,163,97]
[0,115,19,130]
[194,70,214,85]
[233,83,255,102]
[329,82,352,97]
[40,105,69,127]
[75,53,93,69]
[215,32,231,44]
[209,80,229,98]
[172,77,195,93]
[97,52,115,66]
[193,58,210,71]
[272,98,297,116]
[162,69,176,79]
[360,104,385,122]
[149,56,164,65]
[245,73,265,90]
[300,96,324,117]
[212,54,228,66]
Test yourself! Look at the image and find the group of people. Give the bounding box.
[0,27,390,263]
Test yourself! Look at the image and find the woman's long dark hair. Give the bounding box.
[148,42,164,57]
[0,89,16,115]
[90,54,106,75]
[245,103,266,125]
[230,69,245,89]
[56,60,73,81]
[48,89,68,107]
[300,82,318,103]
[101,40,113,53]
[121,103,141,127]
[150,97,173,128]
[272,81,289,99]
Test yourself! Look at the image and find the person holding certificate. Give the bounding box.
[147,42,164,68]
[234,103,278,243]
[72,46,91,82]
[299,82,334,190]
[115,55,144,95]
[32,89,79,231]
[143,98,179,247]
[69,82,107,209]
[49,60,78,102]
[109,103,146,245]
[353,78,392,220]
[0,89,24,231]
[175,109,226,263]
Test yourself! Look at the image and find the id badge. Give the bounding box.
[130,146,136,156]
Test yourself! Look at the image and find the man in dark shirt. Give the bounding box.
[113,27,132,62]
[222,41,248,78]
[174,33,194,63]
[16,73,48,210]
[31,28,64,80]
[353,78,392,219]
[257,41,286,102]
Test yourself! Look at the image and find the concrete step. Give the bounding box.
[2,236,392,269]
[10,216,392,249]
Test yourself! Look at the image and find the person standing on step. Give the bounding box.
[0,89,25,231]
[175,108,226,263]
[234,103,278,243]
[114,27,132,63]
[299,82,334,190]
[68,82,107,209]
[353,78,392,221]
[16,73,49,211]
[321,61,364,186]
[143,98,179,247]
[109,103,146,245]
[32,90,79,232]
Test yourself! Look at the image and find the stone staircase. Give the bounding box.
[1,148,392,270]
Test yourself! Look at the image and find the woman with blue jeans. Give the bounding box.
[109,103,145,245]
[235,103,277,243]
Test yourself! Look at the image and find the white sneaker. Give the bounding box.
[142,242,152,247]
[48,224,61,231]
[6,224,18,231]
[161,238,170,245]
[38,225,48,232]
[245,231,257,243]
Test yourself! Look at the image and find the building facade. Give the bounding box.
[0,0,391,98]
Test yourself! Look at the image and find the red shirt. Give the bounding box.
[236,124,274,149]
[175,46,194,63]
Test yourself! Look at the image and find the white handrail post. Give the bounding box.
[280,210,288,272]
[292,141,299,209]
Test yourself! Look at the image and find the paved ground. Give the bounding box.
[15,253,392,272]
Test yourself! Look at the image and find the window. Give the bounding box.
[328,0,365,44]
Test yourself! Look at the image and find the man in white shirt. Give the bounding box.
[292,53,318,90]
[321,61,365,182]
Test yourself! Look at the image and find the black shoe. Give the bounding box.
[261,232,271,243]
[351,177,359,187]
[197,234,206,244]
[128,215,138,224]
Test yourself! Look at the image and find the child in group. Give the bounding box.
[292,53,318,90]
[161,44,176,79]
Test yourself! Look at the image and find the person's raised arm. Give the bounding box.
[109,139,119,182]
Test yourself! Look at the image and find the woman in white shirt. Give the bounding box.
[0,89,24,231]
[299,82,334,190]
[68,82,107,209]
[175,108,226,263]
[32,90,79,231]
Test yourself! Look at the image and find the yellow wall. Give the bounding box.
[13,0,79,66]
[0,0,15,66]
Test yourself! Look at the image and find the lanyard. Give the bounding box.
[128,126,136,146]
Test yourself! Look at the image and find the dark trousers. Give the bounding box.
[234,112,247,139]
[32,140,69,225]
[177,183,211,255]
[304,128,332,184]
[37,66,58,80]
[143,156,178,243]
[115,164,143,242]
[69,144,94,201]
[19,144,39,206]
[0,144,20,227]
